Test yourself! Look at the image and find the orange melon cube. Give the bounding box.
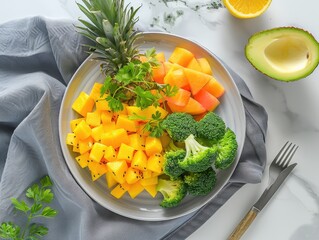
[144,184,158,198]
[152,62,166,84]
[107,160,128,184]
[197,57,213,75]
[145,137,163,157]
[168,47,194,67]
[111,183,130,199]
[187,57,202,72]
[73,120,92,140]
[167,97,206,115]
[125,167,142,184]
[127,181,144,199]
[75,152,90,168]
[72,92,95,117]
[194,89,220,112]
[89,142,107,162]
[117,143,135,162]
[165,88,191,107]
[203,77,225,98]
[155,52,166,62]
[147,153,164,173]
[164,68,189,89]
[131,150,148,171]
[183,68,211,95]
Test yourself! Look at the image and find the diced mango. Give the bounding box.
[104,146,117,161]
[66,133,77,146]
[105,171,118,189]
[187,57,202,72]
[89,142,107,162]
[125,167,142,184]
[128,133,146,150]
[145,137,163,157]
[116,115,138,132]
[142,169,153,179]
[131,150,148,171]
[88,161,108,181]
[168,47,194,67]
[117,143,135,162]
[197,57,212,75]
[72,91,95,117]
[73,120,92,140]
[111,183,130,199]
[100,111,113,124]
[91,125,104,143]
[101,128,129,149]
[144,184,158,198]
[147,153,164,174]
[89,82,103,101]
[140,176,158,186]
[95,98,111,111]
[78,136,94,154]
[127,182,144,199]
[86,111,101,127]
[75,152,90,168]
[126,106,168,120]
[107,160,128,184]
[70,118,85,132]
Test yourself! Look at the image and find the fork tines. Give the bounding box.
[274,141,299,168]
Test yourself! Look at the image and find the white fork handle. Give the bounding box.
[228,207,260,240]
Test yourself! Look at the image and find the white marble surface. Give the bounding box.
[1,0,319,239]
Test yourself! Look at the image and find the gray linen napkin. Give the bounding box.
[0,17,267,240]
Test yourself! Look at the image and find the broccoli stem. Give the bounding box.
[185,134,208,159]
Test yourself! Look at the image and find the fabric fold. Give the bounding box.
[0,17,267,240]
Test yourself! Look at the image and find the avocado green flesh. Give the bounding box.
[245,27,319,81]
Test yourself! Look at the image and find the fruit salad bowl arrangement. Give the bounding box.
[59,32,246,220]
[58,0,245,220]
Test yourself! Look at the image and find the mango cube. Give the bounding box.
[86,111,101,127]
[147,153,164,174]
[72,91,95,117]
[104,146,117,161]
[91,125,104,143]
[116,114,138,132]
[75,152,90,168]
[131,150,147,171]
[140,176,158,186]
[78,136,94,154]
[70,118,85,132]
[128,133,146,150]
[101,128,129,149]
[88,161,108,181]
[117,143,135,162]
[66,133,77,146]
[127,182,144,199]
[145,136,163,156]
[125,167,142,184]
[73,120,92,140]
[105,171,118,189]
[111,183,130,199]
[89,142,107,162]
[144,184,158,198]
[107,160,128,184]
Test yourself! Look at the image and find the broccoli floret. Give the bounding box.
[162,112,197,142]
[184,167,217,196]
[195,112,226,142]
[156,177,187,208]
[214,128,238,170]
[179,134,217,172]
[163,141,186,178]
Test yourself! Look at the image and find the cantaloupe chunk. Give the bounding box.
[167,97,206,115]
[194,89,220,112]
[183,68,211,95]
[168,47,194,67]
[155,52,166,62]
[152,62,166,84]
[197,58,212,75]
[203,77,225,98]
[187,57,202,72]
[72,91,95,117]
[163,68,189,89]
[165,88,191,107]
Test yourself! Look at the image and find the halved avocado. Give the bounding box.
[245,27,319,81]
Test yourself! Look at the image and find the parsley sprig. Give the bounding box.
[0,176,57,240]
[100,48,178,112]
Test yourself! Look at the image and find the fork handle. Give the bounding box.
[228,207,259,240]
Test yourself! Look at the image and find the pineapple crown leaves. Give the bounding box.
[76,0,142,76]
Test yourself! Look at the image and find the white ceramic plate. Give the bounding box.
[59,32,246,221]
